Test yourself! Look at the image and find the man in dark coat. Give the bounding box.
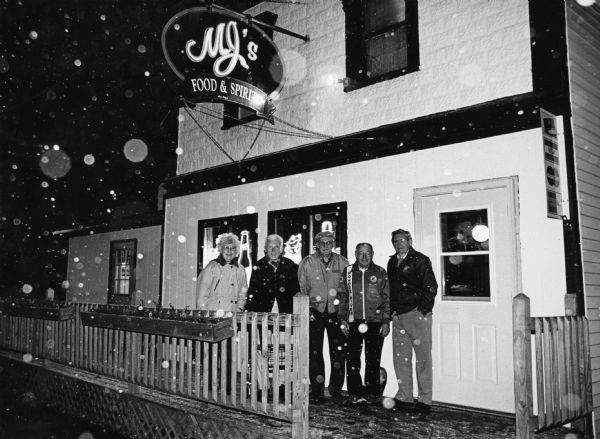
[246,234,300,314]
[387,228,438,413]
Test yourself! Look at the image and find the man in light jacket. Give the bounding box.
[298,231,349,404]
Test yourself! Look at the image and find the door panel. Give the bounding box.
[415,177,520,413]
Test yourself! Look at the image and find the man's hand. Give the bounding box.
[310,311,316,322]
[340,321,349,336]
[379,322,390,337]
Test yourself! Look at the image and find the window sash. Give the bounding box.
[364,0,406,33]
[197,213,258,274]
[365,24,408,77]
[344,0,418,90]
[109,240,136,298]
[268,202,347,261]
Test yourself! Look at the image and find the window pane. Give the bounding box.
[311,213,341,255]
[270,202,347,261]
[441,210,489,252]
[110,242,135,297]
[443,255,490,298]
[365,27,407,77]
[275,216,308,264]
[365,0,406,32]
[197,214,258,283]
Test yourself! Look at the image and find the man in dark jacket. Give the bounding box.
[387,229,438,413]
[339,243,390,404]
[246,234,300,313]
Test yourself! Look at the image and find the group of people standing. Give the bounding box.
[195,228,438,413]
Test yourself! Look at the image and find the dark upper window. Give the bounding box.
[268,202,347,264]
[343,0,419,91]
[108,239,137,305]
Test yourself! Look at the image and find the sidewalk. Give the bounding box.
[308,392,578,439]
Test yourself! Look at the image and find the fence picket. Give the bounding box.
[186,339,193,397]
[211,339,218,401]
[194,340,201,398]
[149,334,156,387]
[569,317,579,420]
[273,314,281,416]
[250,313,258,410]
[534,318,544,429]
[202,341,209,399]
[230,322,237,407]
[582,317,593,413]
[239,312,248,408]
[178,338,185,394]
[261,313,269,413]
[220,338,227,403]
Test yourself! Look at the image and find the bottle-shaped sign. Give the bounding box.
[238,230,252,282]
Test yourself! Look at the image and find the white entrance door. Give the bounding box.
[414,177,520,413]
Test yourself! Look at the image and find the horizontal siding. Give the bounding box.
[579,202,600,220]
[572,118,600,146]
[582,241,600,255]
[66,225,162,304]
[578,179,600,196]
[577,169,600,193]
[567,1,600,433]
[580,213,600,231]
[575,155,600,176]
[585,284,600,298]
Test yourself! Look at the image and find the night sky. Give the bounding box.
[0,0,253,296]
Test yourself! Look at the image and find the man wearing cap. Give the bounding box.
[388,229,438,413]
[298,231,349,403]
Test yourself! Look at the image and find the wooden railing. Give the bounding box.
[0,295,310,438]
[513,293,593,438]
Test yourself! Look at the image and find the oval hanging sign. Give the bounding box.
[161,7,284,120]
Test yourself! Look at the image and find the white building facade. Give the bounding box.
[161,0,600,427]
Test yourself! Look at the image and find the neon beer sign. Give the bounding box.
[161,8,284,120]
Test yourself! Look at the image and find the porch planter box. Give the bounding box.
[80,311,234,343]
[3,304,74,321]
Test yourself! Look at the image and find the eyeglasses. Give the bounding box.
[317,241,334,247]
[394,238,410,243]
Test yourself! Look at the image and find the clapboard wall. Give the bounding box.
[566,0,600,433]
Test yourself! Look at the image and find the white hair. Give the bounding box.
[216,233,240,254]
[265,234,284,248]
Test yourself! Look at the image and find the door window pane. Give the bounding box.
[442,255,490,298]
[440,209,490,299]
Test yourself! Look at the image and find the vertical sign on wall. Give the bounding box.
[540,109,563,219]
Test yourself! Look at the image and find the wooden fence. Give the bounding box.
[513,293,593,438]
[0,295,310,438]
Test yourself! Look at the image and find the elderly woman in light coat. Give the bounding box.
[196,233,248,312]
